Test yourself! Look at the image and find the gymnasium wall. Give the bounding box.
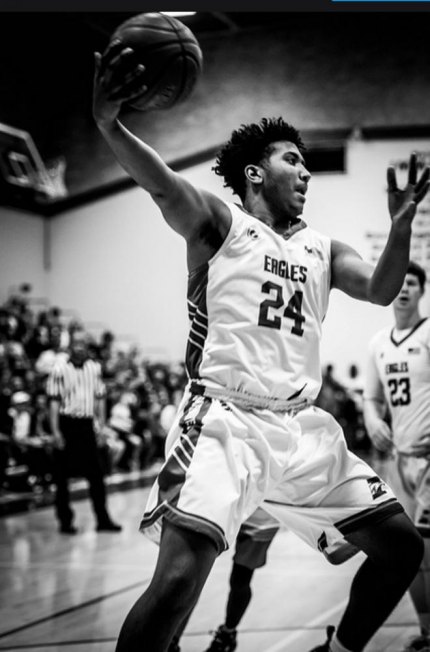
[0,207,48,306]
[45,161,233,362]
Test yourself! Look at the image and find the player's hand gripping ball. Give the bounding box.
[104,12,203,111]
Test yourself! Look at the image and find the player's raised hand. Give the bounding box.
[387,153,430,227]
[92,41,147,126]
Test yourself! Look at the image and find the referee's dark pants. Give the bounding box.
[53,416,110,528]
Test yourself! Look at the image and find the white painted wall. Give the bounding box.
[0,206,48,307]
[47,162,233,362]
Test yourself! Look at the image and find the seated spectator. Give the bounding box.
[97,423,126,475]
[46,306,69,350]
[0,375,13,490]
[9,391,54,492]
[107,391,142,471]
[25,311,51,362]
[35,326,69,378]
[6,341,30,377]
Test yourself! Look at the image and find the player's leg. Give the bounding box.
[332,512,423,652]
[376,454,430,649]
[308,513,423,652]
[408,538,430,638]
[116,520,218,652]
[263,407,424,652]
[224,562,255,629]
[203,517,278,652]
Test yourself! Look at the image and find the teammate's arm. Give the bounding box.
[362,350,393,454]
[331,153,429,304]
[92,44,231,246]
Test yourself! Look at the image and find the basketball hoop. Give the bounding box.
[0,122,68,202]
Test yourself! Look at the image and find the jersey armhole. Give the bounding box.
[206,201,241,268]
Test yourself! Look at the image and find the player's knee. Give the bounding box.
[154,560,202,609]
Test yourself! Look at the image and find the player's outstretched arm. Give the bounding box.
[331,153,430,304]
[92,43,230,244]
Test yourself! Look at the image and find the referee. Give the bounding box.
[47,329,121,534]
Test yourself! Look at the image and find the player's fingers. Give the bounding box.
[108,65,146,98]
[387,166,398,193]
[110,80,147,102]
[407,152,417,186]
[102,47,139,86]
[415,166,430,194]
[99,41,134,81]
[101,38,126,65]
[415,180,430,205]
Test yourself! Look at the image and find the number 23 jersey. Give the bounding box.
[185,201,331,403]
[366,317,430,452]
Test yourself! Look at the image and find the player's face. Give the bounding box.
[393,273,424,312]
[261,142,311,218]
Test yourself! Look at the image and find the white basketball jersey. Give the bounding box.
[366,318,430,452]
[185,202,331,403]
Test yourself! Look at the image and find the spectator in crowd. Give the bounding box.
[107,390,142,471]
[46,306,70,350]
[25,310,50,362]
[9,390,54,492]
[47,329,122,534]
[35,325,69,378]
[0,291,188,494]
[344,364,364,406]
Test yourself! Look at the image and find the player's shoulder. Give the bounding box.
[305,225,330,245]
[297,225,331,262]
[417,316,430,342]
[419,316,430,332]
[369,326,392,350]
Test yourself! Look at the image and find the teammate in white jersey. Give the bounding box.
[364,261,430,652]
[92,41,430,652]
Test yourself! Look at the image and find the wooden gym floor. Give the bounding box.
[0,483,420,652]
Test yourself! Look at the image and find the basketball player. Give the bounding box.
[364,261,430,652]
[169,508,280,652]
[92,41,430,652]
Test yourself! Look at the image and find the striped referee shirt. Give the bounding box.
[46,357,106,418]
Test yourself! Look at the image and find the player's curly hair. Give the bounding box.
[213,117,305,201]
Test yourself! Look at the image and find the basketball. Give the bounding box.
[106,12,203,111]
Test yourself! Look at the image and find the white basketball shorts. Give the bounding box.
[140,387,403,562]
[383,453,430,537]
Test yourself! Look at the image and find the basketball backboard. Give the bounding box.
[0,122,67,203]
